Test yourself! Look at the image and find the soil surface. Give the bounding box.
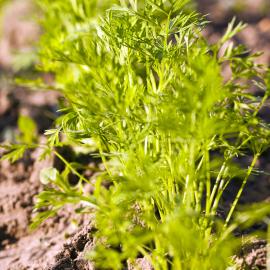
[0,1,270,269]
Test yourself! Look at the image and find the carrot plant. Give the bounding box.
[2,0,270,269]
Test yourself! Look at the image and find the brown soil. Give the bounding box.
[0,1,269,270]
[46,226,95,270]
[0,0,40,69]
[235,239,268,270]
[198,0,270,65]
[0,145,95,269]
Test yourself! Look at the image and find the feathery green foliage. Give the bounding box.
[2,0,270,269]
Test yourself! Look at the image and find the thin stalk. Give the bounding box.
[211,178,226,216]
[204,147,211,216]
[53,150,89,183]
[183,141,196,208]
[193,180,199,210]
[182,174,190,204]
[165,155,176,202]
[209,162,226,211]
[253,91,269,117]
[210,166,229,217]
[225,153,259,227]
[96,138,112,177]
[195,155,204,212]
[166,135,176,202]
[195,181,204,212]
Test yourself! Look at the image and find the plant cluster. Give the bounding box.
[2,0,270,269]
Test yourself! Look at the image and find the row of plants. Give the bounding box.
[2,0,270,269]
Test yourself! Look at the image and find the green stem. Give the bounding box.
[208,162,226,214]
[211,178,226,216]
[205,148,211,216]
[182,174,190,205]
[253,91,269,117]
[53,150,89,183]
[225,153,259,227]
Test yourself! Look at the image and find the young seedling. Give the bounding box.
[2,0,270,269]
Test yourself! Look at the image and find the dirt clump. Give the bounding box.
[47,226,95,270]
[236,239,268,270]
